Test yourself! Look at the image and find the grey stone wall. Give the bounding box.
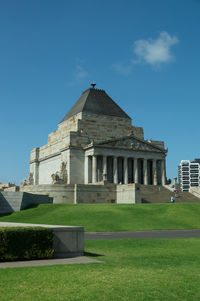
[69,149,85,184]
[21,183,141,204]
[21,184,74,204]
[0,192,53,215]
[116,184,141,204]
[75,184,116,203]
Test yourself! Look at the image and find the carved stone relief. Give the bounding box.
[21,172,34,186]
[100,138,161,152]
[51,161,68,184]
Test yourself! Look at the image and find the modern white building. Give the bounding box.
[178,159,200,191]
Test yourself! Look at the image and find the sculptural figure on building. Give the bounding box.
[21,172,34,186]
[51,162,68,184]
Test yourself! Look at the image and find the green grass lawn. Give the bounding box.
[0,238,200,300]
[0,203,200,231]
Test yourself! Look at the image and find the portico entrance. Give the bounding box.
[85,154,166,186]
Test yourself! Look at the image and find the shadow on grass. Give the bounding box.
[141,199,151,203]
[0,212,12,218]
[24,203,39,210]
[84,252,104,257]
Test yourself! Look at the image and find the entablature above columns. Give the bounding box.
[84,147,166,160]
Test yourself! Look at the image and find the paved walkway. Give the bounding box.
[85,229,200,240]
[0,256,101,269]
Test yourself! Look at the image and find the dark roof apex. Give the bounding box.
[60,88,131,123]
[81,87,105,94]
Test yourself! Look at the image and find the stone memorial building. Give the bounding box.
[29,85,167,188]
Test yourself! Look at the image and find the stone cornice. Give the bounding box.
[29,145,83,164]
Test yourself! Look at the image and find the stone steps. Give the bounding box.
[140,185,200,203]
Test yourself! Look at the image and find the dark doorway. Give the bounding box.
[157,160,161,185]
[128,158,134,183]
[118,157,124,184]
[97,156,103,182]
[138,159,144,184]
[107,157,113,183]
[147,160,153,185]
[88,156,92,183]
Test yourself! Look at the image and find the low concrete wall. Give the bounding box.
[0,222,84,258]
[20,183,141,204]
[0,192,53,214]
[190,187,200,199]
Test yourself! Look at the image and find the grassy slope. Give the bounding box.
[0,202,200,231]
[0,238,200,300]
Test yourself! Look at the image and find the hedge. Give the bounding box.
[0,227,54,261]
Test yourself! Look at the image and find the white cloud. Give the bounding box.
[74,64,89,80]
[133,31,179,65]
[113,31,179,75]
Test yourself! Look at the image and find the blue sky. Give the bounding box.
[0,0,200,184]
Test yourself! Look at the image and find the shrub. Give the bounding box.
[0,227,54,261]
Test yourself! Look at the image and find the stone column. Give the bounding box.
[124,157,128,184]
[143,158,148,185]
[113,156,118,184]
[161,159,166,185]
[134,158,138,184]
[102,155,107,180]
[84,156,89,184]
[31,147,40,185]
[152,159,157,185]
[92,155,97,183]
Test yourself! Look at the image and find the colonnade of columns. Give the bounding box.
[85,155,166,185]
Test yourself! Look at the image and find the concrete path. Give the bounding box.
[0,256,101,269]
[85,229,200,240]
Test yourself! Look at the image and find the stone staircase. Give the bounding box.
[140,185,200,203]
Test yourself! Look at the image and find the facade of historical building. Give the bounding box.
[29,87,167,186]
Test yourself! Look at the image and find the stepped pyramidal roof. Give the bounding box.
[60,88,131,123]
